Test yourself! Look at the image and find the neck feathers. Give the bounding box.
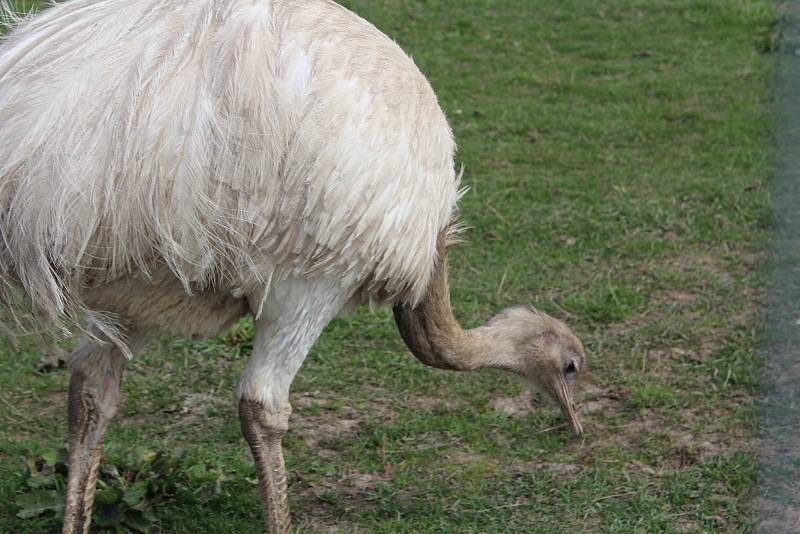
[393,229,499,372]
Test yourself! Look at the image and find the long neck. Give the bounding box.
[393,235,514,372]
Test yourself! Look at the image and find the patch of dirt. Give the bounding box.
[491,390,537,417]
[294,518,361,533]
[657,289,698,306]
[293,407,365,451]
[179,392,225,416]
[293,390,330,409]
[582,400,607,415]
[358,385,462,413]
[662,251,734,283]
[408,395,462,411]
[299,467,393,510]
[646,345,717,365]
[451,451,483,464]
[349,470,389,492]
[576,383,626,420]
[289,390,397,452]
[449,451,501,470]
[628,459,657,476]
[578,401,750,478]
[662,433,723,469]
[674,518,702,533]
[290,388,402,458]
[511,462,582,476]
[122,389,228,430]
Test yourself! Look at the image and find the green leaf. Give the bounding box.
[122,480,149,507]
[24,473,54,490]
[15,490,64,519]
[185,463,208,481]
[41,448,68,468]
[94,487,122,506]
[124,510,155,533]
[93,502,125,528]
[141,507,157,523]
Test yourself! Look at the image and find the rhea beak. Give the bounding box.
[554,378,583,436]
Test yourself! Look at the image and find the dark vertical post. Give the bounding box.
[758,3,800,531]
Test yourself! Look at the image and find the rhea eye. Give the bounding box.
[564,361,577,374]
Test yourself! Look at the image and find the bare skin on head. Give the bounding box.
[394,229,586,435]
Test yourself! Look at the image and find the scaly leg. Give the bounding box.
[62,332,147,534]
[239,399,292,534]
[238,278,354,532]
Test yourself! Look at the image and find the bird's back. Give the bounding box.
[0,0,460,333]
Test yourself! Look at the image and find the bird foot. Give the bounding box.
[62,368,122,534]
[239,399,292,534]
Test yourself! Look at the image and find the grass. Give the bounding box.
[0,0,777,532]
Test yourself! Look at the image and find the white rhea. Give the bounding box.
[0,1,587,533]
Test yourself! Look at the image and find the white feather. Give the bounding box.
[0,0,460,349]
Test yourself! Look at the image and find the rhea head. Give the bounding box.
[482,306,586,435]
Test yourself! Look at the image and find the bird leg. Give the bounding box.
[237,278,354,532]
[239,399,292,534]
[61,334,142,534]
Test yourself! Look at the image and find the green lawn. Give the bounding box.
[0,0,776,532]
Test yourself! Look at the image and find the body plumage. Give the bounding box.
[0,0,458,344]
[0,2,586,533]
